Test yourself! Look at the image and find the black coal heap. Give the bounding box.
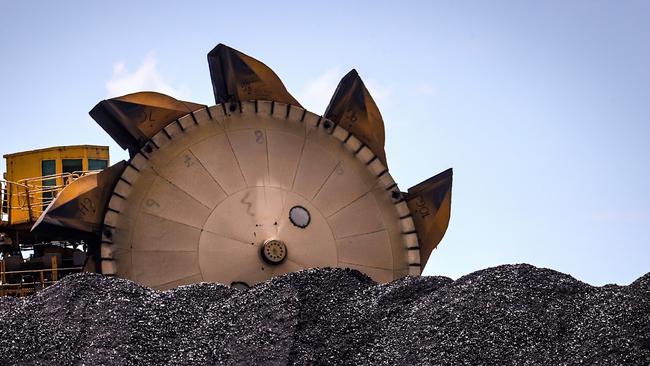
[1,264,649,365]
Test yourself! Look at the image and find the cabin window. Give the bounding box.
[41,160,56,207]
[62,159,83,174]
[62,159,83,185]
[41,159,56,176]
[88,159,108,171]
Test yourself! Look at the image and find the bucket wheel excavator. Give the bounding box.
[32,44,453,289]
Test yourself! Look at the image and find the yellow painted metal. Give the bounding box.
[406,168,453,268]
[2,145,109,225]
[51,256,58,282]
[324,70,387,166]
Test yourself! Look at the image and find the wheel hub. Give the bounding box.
[261,239,287,264]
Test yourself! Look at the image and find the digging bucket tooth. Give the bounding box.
[324,69,387,166]
[31,161,127,239]
[207,43,301,107]
[90,92,204,157]
[405,168,453,268]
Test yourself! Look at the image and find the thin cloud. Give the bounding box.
[106,52,189,98]
[591,210,650,222]
[298,68,342,113]
[365,79,392,105]
[416,83,439,97]
[298,68,392,114]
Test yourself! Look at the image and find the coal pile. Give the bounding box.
[1,264,649,365]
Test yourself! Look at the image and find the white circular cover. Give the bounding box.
[101,101,421,289]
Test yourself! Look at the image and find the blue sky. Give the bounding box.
[1,1,648,285]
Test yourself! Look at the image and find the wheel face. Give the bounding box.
[102,101,420,289]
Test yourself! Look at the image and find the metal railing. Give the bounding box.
[0,257,83,297]
[1,171,98,224]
